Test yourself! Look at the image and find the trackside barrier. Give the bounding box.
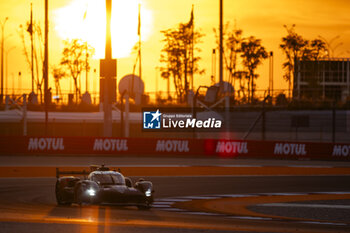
[0,136,349,161]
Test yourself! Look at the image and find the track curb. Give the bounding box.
[155,192,350,227]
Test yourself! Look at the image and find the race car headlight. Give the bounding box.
[145,188,152,197]
[87,188,96,196]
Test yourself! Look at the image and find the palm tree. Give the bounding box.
[213,23,243,89]
[310,39,327,60]
[240,36,268,103]
[160,22,204,102]
[60,39,93,104]
[52,66,66,103]
[280,25,329,100]
[280,25,308,98]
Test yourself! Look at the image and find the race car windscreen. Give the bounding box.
[92,173,125,185]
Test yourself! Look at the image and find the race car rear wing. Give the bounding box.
[56,165,112,179]
[56,168,89,179]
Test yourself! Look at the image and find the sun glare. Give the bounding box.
[54,0,152,59]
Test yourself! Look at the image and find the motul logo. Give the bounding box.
[155,140,189,152]
[215,141,248,154]
[28,137,65,151]
[332,145,350,157]
[93,139,128,151]
[274,143,306,155]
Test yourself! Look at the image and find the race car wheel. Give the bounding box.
[75,188,83,206]
[91,197,100,205]
[137,199,152,210]
[137,204,151,210]
[55,181,71,206]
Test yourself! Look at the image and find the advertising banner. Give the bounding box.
[0,136,349,160]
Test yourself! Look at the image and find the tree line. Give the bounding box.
[19,13,333,106]
[160,20,333,104]
[20,19,94,104]
[280,24,328,98]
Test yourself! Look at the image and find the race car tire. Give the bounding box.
[91,197,100,205]
[75,187,84,206]
[137,204,151,210]
[137,198,152,210]
[55,181,71,206]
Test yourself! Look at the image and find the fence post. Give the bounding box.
[332,102,336,143]
[225,96,230,135]
[262,104,265,141]
[120,94,124,137]
[23,94,27,136]
[262,95,270,141]
[125,93,129,138]
[5,95,9,111]
[52,118,55,136]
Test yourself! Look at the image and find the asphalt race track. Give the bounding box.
[0,157,349,233]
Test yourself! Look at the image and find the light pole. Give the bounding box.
[85,42,88,93]
[30,3,34,93]
[44,0,49,135]
[1,17,9,104]
[5,46,15,95]
[83,9,89,94]
[155,66,159,103]
[269,51,274,99]
[219,0,223,91]
[18,71,22,96]
[100,0,117,137]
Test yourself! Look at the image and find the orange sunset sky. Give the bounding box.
[1,0,350,99]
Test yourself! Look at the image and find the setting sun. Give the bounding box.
[54,0,152,59]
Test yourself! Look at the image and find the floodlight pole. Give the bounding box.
[85,42,88,93]
[30,3,34,93]
[101,0,116,137]
[104,0,112,137]
[1,17,8,104]
[138,3,142,81]
[44,0,49,135]
[219,0,223,91]
[269,51,274,98]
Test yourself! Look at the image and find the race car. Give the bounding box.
[55,165,154,209]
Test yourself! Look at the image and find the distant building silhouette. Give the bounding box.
[294,58,350,101]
